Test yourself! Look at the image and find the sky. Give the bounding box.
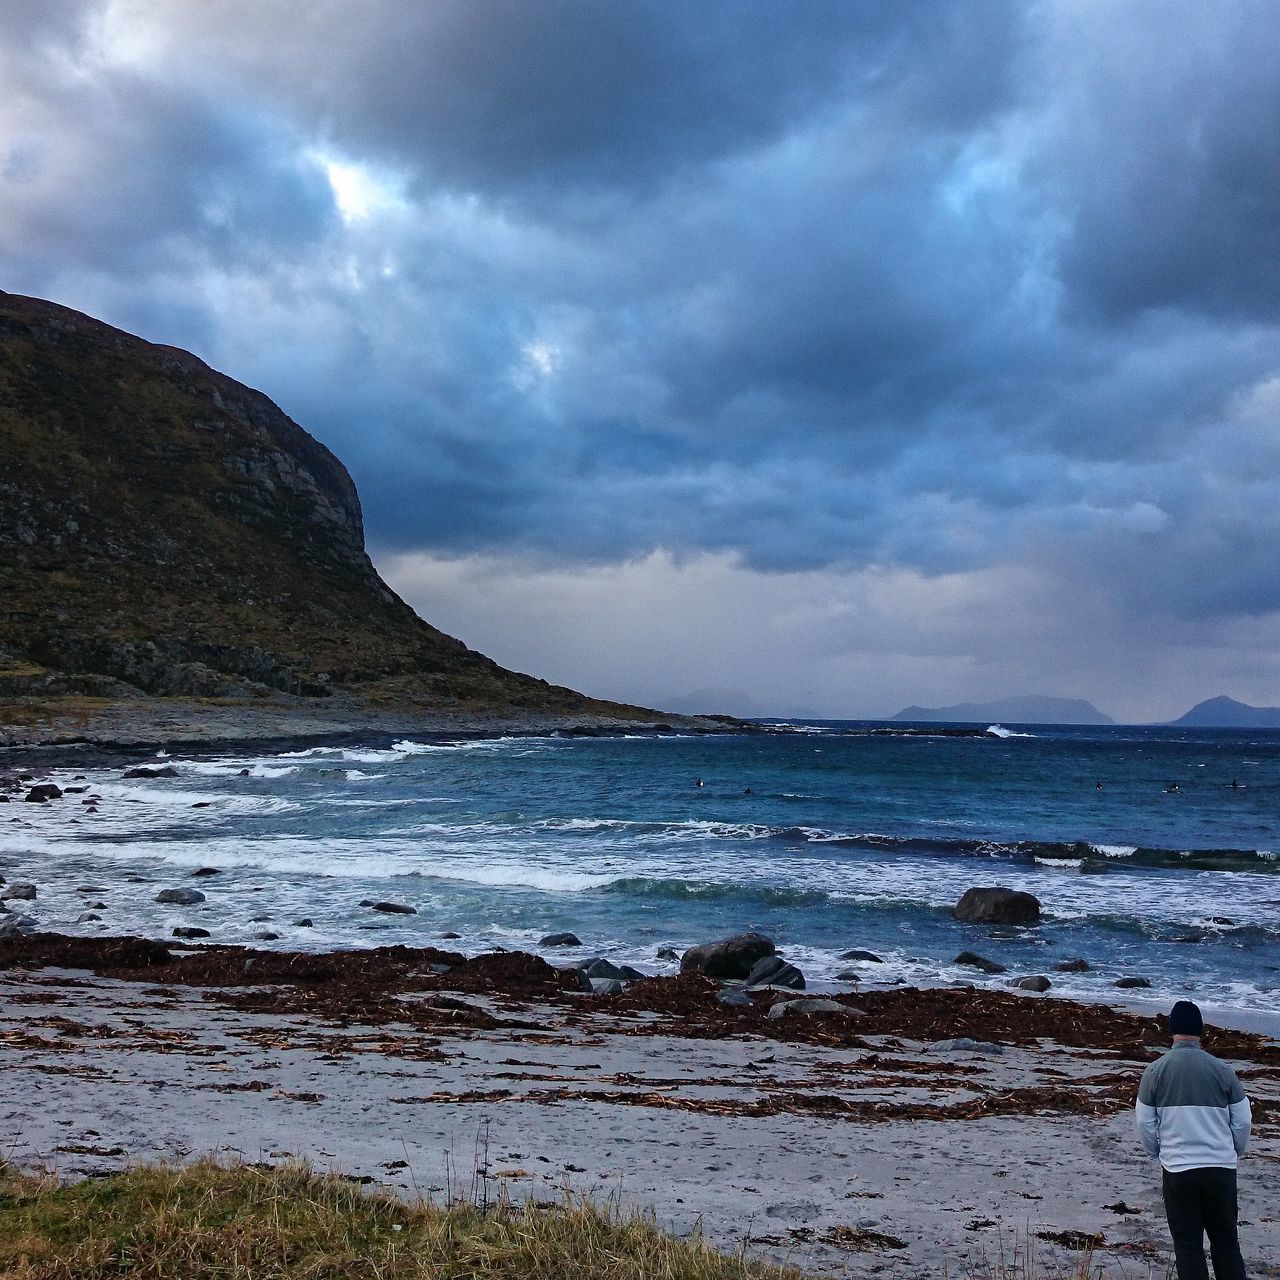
[3,1,1280,721]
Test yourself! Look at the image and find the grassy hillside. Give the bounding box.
[0,290,640,719]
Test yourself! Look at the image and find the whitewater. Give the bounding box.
[3,722,1278,1013]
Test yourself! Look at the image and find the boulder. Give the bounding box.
[680,932,775,980]
[1114,976,1151,989]
[367,901,416,915]
[557,965,593,992]
[294,918,314,928]
[155,888,205,905]
[655,946,679,961]
[839,949,884,963]
[253,931,280,941]
[439,931,461,939]
[24,784,63,803]
[954,950,1007,974]
[579,957,625,981]
[717,989,754,1008]
[539,932,581,947]
[834,969,862,982]
[123,766,180,779]
[1054,958,1090,973]
[746,954,805,990]
[953,886,1041,925]
[0,915,35,939]
[75,912,102,923]
[930,1038,1005,1055]
[618,965,646,981]
[1013,975,1052,992]
[589,978,626,995]
[768,998,857,1020]
[190,867,221,877]
[172,926,211,938]
[1,883,37,900]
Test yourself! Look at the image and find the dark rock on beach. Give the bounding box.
[1,883,37,900]
[190,867,221,877]
[295,918,314,928]
[717,988,754,1007]
[768,998,856,1019]
[839,949,884,963]
[1115,976,1152,989]
[363,901,416,915]
[24,784,62,802]
[539,932,581,947]
[955,950,1007,974]
[578,957,626,981]
[155,888,205,905]
[1055,958,1091,972]
[656,946,679,960]
[681,932,775,979]
[1013,975,1052,992]
[123,766,181,779]
[172,927,211,939]
[953,886,1041,925]
[745,954,805,990]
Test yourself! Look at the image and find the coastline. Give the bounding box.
[1,935,1276,1277]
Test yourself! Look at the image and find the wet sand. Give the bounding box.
[1,938,1276,1277]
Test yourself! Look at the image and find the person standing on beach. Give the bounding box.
[1135,1000,1252,1280]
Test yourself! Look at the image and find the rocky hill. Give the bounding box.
[1169,695,1280,728]
[891,695,1113,725]
[0,290,665,741]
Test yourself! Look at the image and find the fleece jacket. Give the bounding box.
[1135,1040,1252,1172]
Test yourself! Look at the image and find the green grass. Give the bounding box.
[0,1160,806,1280]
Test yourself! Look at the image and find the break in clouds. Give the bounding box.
[3,1,1280,718]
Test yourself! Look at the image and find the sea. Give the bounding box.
[4,722,1278,1015]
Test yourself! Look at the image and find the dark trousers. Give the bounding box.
[1162,1167,1246,1280]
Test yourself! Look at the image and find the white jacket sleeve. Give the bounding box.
[1135,1100,1161,1159]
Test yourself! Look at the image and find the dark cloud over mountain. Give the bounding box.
[2,1,1279,715]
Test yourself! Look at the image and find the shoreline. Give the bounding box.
[1,935,1276,1277]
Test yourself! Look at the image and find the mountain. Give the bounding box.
[891,695,1113,725]
[1170,696,1280,728]
[0,290,658,735]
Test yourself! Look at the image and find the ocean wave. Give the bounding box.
[597,876,830,907]
[986,725,1036,738]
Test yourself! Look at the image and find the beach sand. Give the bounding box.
[1,941,1277,1276]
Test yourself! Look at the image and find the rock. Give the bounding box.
[63,786,87,793]
[428,963,452,975]
[953,886,1041,924]
[579,957,625,980]
[90,902,107,910]
[839,949,884,963]
[618,965,646,981]
[0,915,35,939]
[717,988,754,1008]
[1013,975,1052,992]
[834,970,862,982]
[123,766,180,779]
[23,784,63,803]
[155,888,205,905]
[440,931,461,939]
[680,932,775,980]
[253,931,280,941]
[954,950,1007,974]
[294,918,314,927]
[746,954,805,990]
[589,977,626,995]
[238,768,251,776]
[1054,957,1090,972]
[367,901,416,914]
[1,883,37,900]
[768,998,857,1019]
[539,932,582,947]
[190,867,221,877]
[1115,976,1151,989]
[75,912,102,923]
[930,1038,1005,1055]
[655,946,679,960]
[557,965,593,992]
[172,926,211,938]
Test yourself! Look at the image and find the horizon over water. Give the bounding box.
[4,721,1278,1017]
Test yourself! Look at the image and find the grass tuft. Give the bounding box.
[0,1159,806,1280]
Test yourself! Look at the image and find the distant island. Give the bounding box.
[891,695,1114,725]
[1169,695,1280,728]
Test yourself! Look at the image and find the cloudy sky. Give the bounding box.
[3,1,1279,720]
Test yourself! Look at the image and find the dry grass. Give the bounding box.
[0,1159,806,1280]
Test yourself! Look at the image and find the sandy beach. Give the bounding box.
[1,938,1276,1277]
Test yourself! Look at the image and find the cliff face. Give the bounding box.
[0,291,613,716]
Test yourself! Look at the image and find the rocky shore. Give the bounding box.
[0,931,1276,1277]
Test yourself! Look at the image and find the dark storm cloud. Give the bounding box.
[3,0,1280,643]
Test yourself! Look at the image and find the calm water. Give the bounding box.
[4,723,1278,1012]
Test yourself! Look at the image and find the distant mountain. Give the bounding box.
[1170,696,1280,728]
[891,695,1113,725]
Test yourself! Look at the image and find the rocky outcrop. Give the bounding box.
[0,290,653,721]
[953,887,1041,925]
